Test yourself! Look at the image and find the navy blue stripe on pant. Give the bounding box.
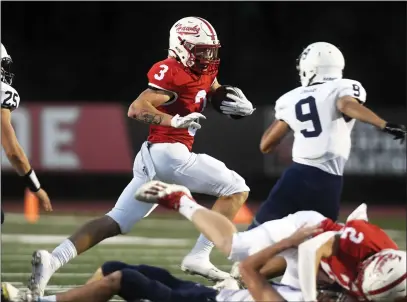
[249,162,343,229]
[102,261,217,302]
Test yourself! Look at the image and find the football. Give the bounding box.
[208,85,244,120]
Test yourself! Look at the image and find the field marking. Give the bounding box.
[2,254,186,263]
[2,272,214,280]
[4,214,190,228]
[2,246,191,254]
[3,262,231,271]
[8,284,125,301]
[2,234,191,246]
[4,263,97,269]
[3,273,92,277]
[3,229,405,246]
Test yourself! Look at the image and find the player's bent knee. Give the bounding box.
[219,175,250,197]
[102,261,128,276]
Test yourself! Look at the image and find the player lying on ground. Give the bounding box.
[29,16,255,296]
[3,225,346,302]
[135,180,407,301]
[249,42,407,231]
[0,43,52,225]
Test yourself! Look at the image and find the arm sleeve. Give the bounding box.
[274,97,287,122]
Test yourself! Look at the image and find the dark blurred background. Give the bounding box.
[1,2,406,210]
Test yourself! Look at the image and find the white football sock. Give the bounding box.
[38,295,56,302]
[51,239,77,271]
[189,233,215,258]
[179,195,204,220]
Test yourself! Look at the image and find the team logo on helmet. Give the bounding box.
[175,24,200,35]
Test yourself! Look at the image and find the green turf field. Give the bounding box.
[1,212,406,301]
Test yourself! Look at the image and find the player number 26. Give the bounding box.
[154,64,169,81]
[340,227,364,244]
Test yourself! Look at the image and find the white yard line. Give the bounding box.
[3,262,231,271]
[3,229,405,246]
[2,272,204,280]
[2,234,191,246]
[4,214,190,229]
[3,273,92,277]
[2,246,190,254]
[2,254,185,263]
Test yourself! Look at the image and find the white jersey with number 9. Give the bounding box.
[274,78,366,176]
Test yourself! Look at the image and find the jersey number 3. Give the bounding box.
[154,65,169,81]
[295,96,322,138]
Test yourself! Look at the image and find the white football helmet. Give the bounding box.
[296,42,345,87]
[168,17,220,75]
[359,249,406,301]
[1,43,14,85]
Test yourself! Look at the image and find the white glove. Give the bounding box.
[170,112,206,129]
[220,87,255,116]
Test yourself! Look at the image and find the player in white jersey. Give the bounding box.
[249,42,406,228]
[0,43,52,224]
[2,259,322,302]
[2,223,324,302]
[4,180,368,302]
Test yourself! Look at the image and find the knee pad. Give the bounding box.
[101,261,128,276]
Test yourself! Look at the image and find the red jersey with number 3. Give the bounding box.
[146,57,217,151]
[319,219,399,300]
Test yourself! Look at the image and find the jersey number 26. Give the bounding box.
[295,96,322,138]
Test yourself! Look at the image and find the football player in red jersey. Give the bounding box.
[133,180,406,302]
[29,17,255,296]
[299,218,406,301]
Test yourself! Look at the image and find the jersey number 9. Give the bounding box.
[295,96,322,138]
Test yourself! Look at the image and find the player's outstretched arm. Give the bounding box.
[337,96,386,129]
[337,96,406,143]
[259,120,291,154]
[298,232,338,301]
[240,224,322,302]
[1,108,52,211]
[128,88,174,126]
[239,239,291,302]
